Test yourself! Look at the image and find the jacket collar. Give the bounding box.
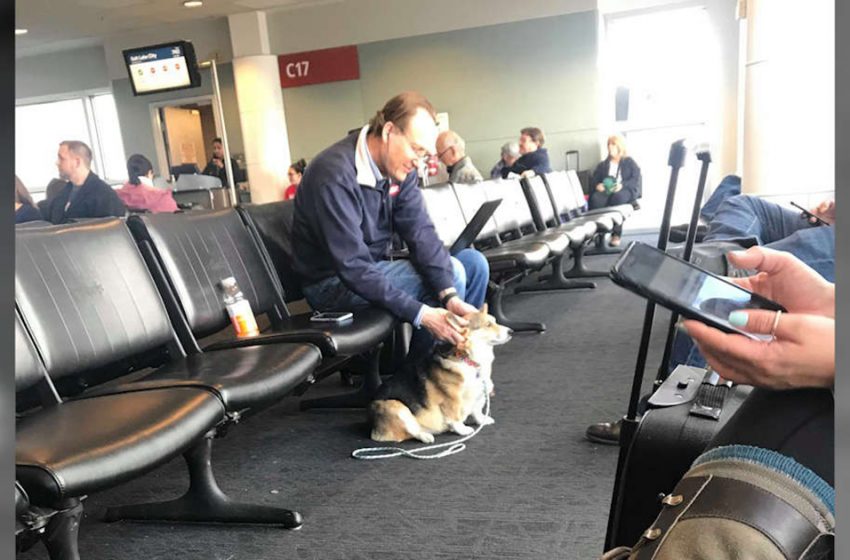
[355,125,384,188]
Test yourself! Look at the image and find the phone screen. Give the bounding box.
[311,311,353,322]
[614,243,783,335]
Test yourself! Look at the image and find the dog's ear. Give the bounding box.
[479,303,488,315]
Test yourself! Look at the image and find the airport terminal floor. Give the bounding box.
[19,245,665,560]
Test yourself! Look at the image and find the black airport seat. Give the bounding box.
[16,218,322,531]
[15,313,224,559]
[421,181,550,332]
[126,209,394,359]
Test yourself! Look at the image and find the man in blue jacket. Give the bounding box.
[292,92,489,351]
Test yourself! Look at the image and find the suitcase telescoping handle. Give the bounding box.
[655,147,713,385]
[604,139,687,551]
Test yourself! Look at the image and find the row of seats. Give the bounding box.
[14,208,400,558]
[420,170,635,332]
[15,173,634,557]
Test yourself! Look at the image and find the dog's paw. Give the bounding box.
[475,414,495,426]
[416,432,436,444]
[450,423,475,436]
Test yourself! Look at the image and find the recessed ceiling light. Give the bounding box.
[15,29,28,35]
[183,0,203,7]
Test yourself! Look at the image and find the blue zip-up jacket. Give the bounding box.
[501,148,552,178]
[292,130,455,323]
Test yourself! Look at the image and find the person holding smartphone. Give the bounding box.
[682,245,834,486]
[202,137,246,188]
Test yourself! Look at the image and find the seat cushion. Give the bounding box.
[204,307,396,357]
[482,241,550,272]
[567,214,616,232]
[135,343,321,411]
[16,388,223,506]
[523,230,570,256]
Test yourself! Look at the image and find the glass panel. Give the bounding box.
[15,98,91,195]
[91,94,128,184]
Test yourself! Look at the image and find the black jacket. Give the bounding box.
[590,156,642,199]
[16,204,43,224]
[501,148,552,178]
[202,157,246,186]
[292,132,454,323]
[43,172,126,224]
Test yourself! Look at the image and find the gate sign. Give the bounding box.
[278,45,360,88]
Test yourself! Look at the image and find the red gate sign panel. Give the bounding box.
[278,45,360,88]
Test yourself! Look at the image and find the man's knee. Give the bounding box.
[449,256,467,291]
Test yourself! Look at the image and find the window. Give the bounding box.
[15,92,127,199]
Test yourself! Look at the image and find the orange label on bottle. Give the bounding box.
[230,305,259,338]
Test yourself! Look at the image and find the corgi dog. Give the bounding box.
[370,305,512,444]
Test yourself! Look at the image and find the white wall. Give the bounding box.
[741,0,834,195]
[16,45,110,100]
[268,0,595,54]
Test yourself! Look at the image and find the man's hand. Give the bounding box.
[684,311,835,390]
[595,183,605,193]
[445,297,477,317]
[212,158,224,169]
[810,200,835,225]
[420,306,468,345]
[727,247,835,318]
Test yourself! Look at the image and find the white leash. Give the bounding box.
[351,381,491,461]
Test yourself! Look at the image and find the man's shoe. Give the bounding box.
[585,419,622,445]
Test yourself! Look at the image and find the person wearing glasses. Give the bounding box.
[291,91,489,357]
[436,130,483,184]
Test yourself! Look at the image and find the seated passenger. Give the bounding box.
[284,158,306,200]
[15,175,42,224]
[501,127,551,178]
[684,246,834,484]
[436,130,483,184]
[588,134,642,246]
[116,154,178,214]
[43,140,126,224]
[490,141,519,180]
[586,195,836,445]
[292,91,489,359]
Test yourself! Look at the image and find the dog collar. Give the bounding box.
[459,355,480,369]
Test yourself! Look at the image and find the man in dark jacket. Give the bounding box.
[501,127,552,178]
[202,137,246,187]
[292,92,489,352]
[44,140,126,224]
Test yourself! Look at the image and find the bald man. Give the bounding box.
[45,140,126,224]
[436,130,483,184]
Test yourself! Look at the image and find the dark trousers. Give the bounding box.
[588,189,634,236]
[708,388,834,485]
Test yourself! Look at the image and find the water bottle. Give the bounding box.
[220,277,259,338]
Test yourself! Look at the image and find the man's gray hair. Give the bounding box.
[60,140,93,167]
[501,141,520,158]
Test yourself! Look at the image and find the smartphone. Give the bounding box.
[310,311,354,324]
[790,202,830,227]
[610,242,785,339]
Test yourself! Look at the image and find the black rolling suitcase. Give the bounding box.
[603,142,754,550]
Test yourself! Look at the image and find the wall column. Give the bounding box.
[740,0,834,195]
[228,11,290,203]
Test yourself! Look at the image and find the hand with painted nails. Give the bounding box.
[726,246,835,318]
[682,246,835,389]
[683,311,835,389]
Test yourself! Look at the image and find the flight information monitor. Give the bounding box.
[123,40,202,96]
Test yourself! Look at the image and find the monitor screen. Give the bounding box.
[123,41,201,96]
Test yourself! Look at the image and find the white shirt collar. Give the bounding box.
[139,176,154,187]
[355,125,384,188]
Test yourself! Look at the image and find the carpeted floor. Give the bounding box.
[21,244,676,560]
